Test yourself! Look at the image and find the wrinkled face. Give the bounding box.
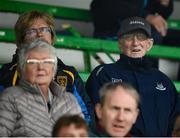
[23,49,55,86]
[57,124,88,137]
[96,87,139,137]
[24,18,53,45]
[119,30,153,58]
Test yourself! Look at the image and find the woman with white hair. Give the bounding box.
[0,39,83,136]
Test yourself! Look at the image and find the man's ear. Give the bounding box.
[146,38,154,51]
[95,103,103,120]
[132,108,139,124]
[118,38,123,49]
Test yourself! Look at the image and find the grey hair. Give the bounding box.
[17,38,57,77]
[99,82,140,107]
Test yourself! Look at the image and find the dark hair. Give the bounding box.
[52,114,88,137]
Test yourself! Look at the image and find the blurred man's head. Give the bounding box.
[15,10,55,47]
[95,82,140,137]
[118,17,153,58]
[52,114,88,137]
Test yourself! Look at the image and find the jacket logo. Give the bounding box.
[155,82,166,91]
[57,76,67,87]
[112,78,122,83]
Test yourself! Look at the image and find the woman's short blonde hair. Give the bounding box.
[15,10,55,47]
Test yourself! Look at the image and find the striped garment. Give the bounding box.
[0,79,83,136]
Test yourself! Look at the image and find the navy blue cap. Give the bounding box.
[118,16,151,37]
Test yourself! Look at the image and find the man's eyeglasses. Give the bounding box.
[25,27,51,37]
[26,59,55,66]
[122,33,149,41]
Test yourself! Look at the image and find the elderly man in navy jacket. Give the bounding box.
[86,16,180,136]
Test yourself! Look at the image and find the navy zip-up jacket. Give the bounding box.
[0,53,94,123]
[86,54,180,136]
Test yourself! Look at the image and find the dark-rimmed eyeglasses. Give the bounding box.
[25,27,51,37]
[122,33,149,41]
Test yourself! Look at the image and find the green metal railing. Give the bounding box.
[1,28,180,60]
[64,25,92,72]
[0,0,91,21]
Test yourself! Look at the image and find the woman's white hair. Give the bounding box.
[17,38,57,78]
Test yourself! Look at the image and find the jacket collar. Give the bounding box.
[18,79,65,96]
[118,54,153,70]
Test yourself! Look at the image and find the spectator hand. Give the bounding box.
[146,14,168,37]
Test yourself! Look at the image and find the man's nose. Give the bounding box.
[132,36,139,45]
[116,110,125,121]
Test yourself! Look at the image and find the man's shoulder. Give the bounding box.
[91,62,118,75]
[88,123,99,137]
[57,58,78,74]
[88,122,110,137]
